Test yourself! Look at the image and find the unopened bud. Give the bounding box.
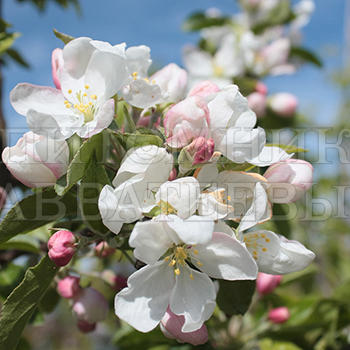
[48,230,76,267]
[95,241,115,258]
[77,319,96,333]
[256,273,282,295]
[268,307,290,324]
[247,92,267,118]
[57,276,81,299]
[269,93,298,117]
[168,168,178,181]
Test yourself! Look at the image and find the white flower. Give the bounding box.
[219,221,315,275]
[208,84,291,166]
[2,131,69,188]
[11,37,130,140]
[98,145,173,234]
[114,215,258,333]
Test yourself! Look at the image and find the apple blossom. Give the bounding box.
[150,63,188,103]
[160,307,209,345]
[95,241,115,258]
[255,81,268,95]
[264,159,313,203]
[256,273,282,295]
[98,145,173,234]
[269,93,298,117]
[115,215,257,333]
[57,276,81,299]
[188,80,220,98]
[2,131,69,188]
[48,230,76,267]
[207,84,291,166]
[10,37,131,139]
[164,95,210,148]
[247,92,267,118]
[268,307,290,324]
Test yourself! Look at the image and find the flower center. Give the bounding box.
[158,200,177,215]
[213,63,224,77]
[243,232,270,260]
[64,85,98,123]
[163,244,203,280]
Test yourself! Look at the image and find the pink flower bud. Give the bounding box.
[269,93,298,117]
[168,168,177,181]
[164,96,210,148]
[0,186,6,210]
[256,273,282,295]
[2,132,69,188]
[255,81,268,95]
[264,159,313,203]
[151,63,188,103]
[95,241,115,258]
[114,275,128,292]
[51,48,63,90]
[268,307,290,324]
[160,308,208,345]
[188,80,220,98]
[77,319,96,333]
[187,137,215,165]
[247,92,267,118]
[72,287,108,323]
[48,230,76,267]
[57,276,81,299]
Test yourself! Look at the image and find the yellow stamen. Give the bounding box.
[189,273,194,280]
[68,89,72,94]
[197,261,203,267]
[193,249,199,255]
[85,85,90,89]
[262,248,267,252]
[91,94,97,100]
[174,268,181,276]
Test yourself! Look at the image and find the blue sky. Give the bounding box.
[3,0,346,145]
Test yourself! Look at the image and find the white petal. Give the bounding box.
[63,37,95,79]
[243,230,315,274]
[217,127,265,164]
[125,45,152,77]
[129,221,172,265]
[249,146,292,167]
[183,46,213,77]
[10,83,68,116]
[155,177,200,219]
[26,109,82,140]
[76,98,115,138]
[169,265,216,331]
[122,79,162,109]
[198,191,232,220]
[238,182,271,232]
[113,145,173,188]
[84,50,129,100]
[166,215,214,245]
[194,232,258,280]
[115,261,175,332]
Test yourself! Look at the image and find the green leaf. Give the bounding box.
[55,132,104,196]
[216,280,255,316]
[234,76,258,96]
[0,188,78,244]
[6,48,30,68]
[183,12,231,32]
[290,46,323,68]
[116,101,135,132]
[113,131,164,150]
[53,28,74,44]
[252,0,294,34]
[79,156,111,234]
[0,235,40,253]
[0,264,27,299]
[260,339,302,350]
[0,32,20,55]
[39,287,60,313]
[0,255,58,350]
[266,144,308,154]
[272,203,291,238]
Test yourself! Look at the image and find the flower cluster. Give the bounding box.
[2,31,315,345]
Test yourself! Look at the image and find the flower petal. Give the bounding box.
[76,98,115,138]
[193,232,258,280]
[115,261,175,332]
[249,146,292,167]
[169,265,216,332]
[129,220,172,265]
[166,215,214,245]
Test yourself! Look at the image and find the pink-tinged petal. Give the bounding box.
[188,80,220,98]
[269,93,298,117]
[51,48,64,89]
[256,272,282,295]
[48,230,76,267]
[161,307,208,345]
[57,276,81,299]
